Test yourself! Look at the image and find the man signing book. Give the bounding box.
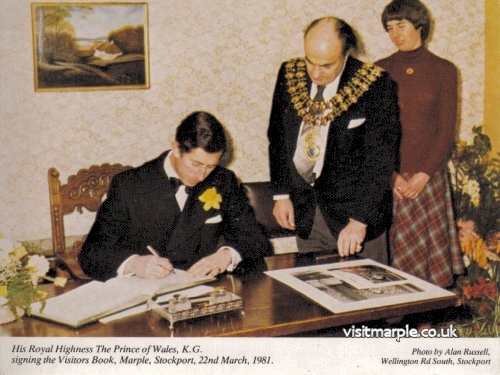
[79,111,271,281]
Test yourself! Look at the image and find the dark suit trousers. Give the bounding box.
[296,206,389,264]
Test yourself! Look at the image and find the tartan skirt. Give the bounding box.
[390,168,464,287]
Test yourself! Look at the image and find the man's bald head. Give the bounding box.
[304,17,358,56]
[303,17,358,85]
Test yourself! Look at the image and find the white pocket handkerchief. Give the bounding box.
[205,214,222,224]
[347,118,366,129]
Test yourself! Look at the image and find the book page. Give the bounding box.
[104,268,213,296]
[31,270,214,327]
[31,281,148,327]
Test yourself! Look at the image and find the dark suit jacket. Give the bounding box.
[268,56,400,241]
[79,151,272,281]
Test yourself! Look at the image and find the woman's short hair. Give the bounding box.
[176,111,227,154]
[381,0,431,41]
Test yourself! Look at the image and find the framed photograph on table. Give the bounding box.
[265,258,456,314]
[31,2,149,91]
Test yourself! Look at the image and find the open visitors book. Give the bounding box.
[265,258,456,314]
[30,270,214,328]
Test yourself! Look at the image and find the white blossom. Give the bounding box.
[461,176,480,207]
[27,255,50,284]
[462,254,471,268]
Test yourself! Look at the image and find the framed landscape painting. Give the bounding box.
[31,2,149,91]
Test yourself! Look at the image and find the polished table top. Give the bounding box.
[0,252,458,337]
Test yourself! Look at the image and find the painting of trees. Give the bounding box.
[35,6,91,63]
[31,3,148,91]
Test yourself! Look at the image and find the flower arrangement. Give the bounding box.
[449,126,499,337]
[0,231,66,321]
[199,187,222,211]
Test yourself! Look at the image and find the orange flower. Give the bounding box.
[485,249,499,263]
[478,301,493,315]
[460,235,490,270]
[482,280,498,300]
[473,239,490,270]
[460,235,474,258]
[462,284,474,299]
[463,277,498,302]
[484,232,500,254]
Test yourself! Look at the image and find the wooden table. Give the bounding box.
[0,253,458,337]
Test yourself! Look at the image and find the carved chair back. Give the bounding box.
[48,163,132,279]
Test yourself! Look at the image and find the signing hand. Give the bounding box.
[337,219,367,257]
[188,248,232,277]
[124,255,175,279]
[273,198,296,230]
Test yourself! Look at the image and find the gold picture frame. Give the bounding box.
[31,2,149,92]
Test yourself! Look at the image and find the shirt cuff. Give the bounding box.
[217,247,242,272]
[273,194,290,200]
[117,254,138,277]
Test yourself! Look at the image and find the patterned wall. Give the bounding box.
[0,0,484,243]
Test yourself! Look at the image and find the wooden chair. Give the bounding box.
[48,163,132,280]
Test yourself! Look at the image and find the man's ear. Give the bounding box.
[171,141,181,157]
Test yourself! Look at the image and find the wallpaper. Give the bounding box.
[0,0,485,247]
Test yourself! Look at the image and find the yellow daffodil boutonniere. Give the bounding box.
[199,187,222,211]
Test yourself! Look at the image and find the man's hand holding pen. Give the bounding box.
[123,245,175,279]
[123,245,232,279]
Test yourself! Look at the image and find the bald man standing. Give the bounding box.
[268,17,400,263]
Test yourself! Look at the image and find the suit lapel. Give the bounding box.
[325,57,359,135]
[166,180,216,250]
[286,79,312,155]
[338,56,360,89]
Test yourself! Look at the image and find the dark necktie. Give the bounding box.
[169,177,191,194]
[310,84,326,114]
[293,85,326,184]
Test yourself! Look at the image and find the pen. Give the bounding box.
[147,245,175,274]
[146,245,160,257]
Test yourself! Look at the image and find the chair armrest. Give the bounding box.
[55,239,91,281]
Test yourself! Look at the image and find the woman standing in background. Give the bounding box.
[376,0,464,287]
